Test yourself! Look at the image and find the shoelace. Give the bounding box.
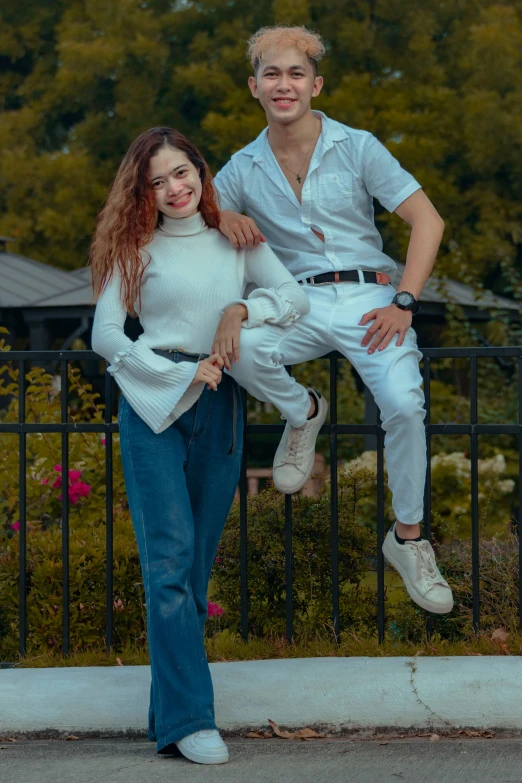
[415,540,449,588]
[281,423,309,467]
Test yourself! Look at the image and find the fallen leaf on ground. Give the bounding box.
[430,734,440,742]
[454,729,496,739]
[7,738,17,742]
[65,735,80,741]
[293,728,326,740]
[267,720,325,741]
[116,657,124,666]
[491,628,511,655]
[245,731,271,739]
[379,741,389,746]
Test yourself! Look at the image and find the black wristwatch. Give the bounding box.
[392,291,421,315]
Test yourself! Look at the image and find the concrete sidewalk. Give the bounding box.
[2,737,522,783]
[2,656,522,737]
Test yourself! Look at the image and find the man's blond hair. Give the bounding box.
[247,26,325,75]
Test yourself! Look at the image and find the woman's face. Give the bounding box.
[148,146,203,219]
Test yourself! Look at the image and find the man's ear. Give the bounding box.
[312,76,324,98]
[248,75,259,99]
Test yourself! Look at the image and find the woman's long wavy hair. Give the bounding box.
[90,127,221,315]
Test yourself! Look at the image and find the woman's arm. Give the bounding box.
[92,276,203,433]
[211,243,309,367]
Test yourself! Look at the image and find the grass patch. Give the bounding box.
[11,629,522,668]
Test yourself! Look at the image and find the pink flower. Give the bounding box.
[66,482,91,505]
[76,482,91,498]
[54,464,62,473]
[101,438,106,446]
[11,521,20,531]
[215,557,222,563]
[207,602,223,617]
[41,478,49,485]
[52,477,62,489]
[68,469,82,484]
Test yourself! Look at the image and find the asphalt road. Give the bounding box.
[2,737,522,783]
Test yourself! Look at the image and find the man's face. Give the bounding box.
[248,46,323,125]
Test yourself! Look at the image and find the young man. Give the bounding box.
[213,26,453,615]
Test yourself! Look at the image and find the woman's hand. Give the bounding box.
[359,304,413,353]
[191,354,225,391]
[219,211,266,248]
[211,304,248,369]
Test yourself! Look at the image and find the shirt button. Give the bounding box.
[333,176,338,181]
[303,217,310,224]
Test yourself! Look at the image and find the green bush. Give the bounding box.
[213,474,378,637]
[0,348,520,657]
[341,446,516,540]
[0,352,146,657]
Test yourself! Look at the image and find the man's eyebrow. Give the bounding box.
[151,164,186,182]
[262,64,306,73]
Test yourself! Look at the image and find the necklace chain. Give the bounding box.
[268,118,321,184]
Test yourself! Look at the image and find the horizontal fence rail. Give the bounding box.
[1,347,521,658]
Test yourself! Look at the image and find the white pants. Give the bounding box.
[230,283,426,525]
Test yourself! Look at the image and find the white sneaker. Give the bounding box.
[175,729,229,765]
[273,389,328,494]
[382,525,454,614]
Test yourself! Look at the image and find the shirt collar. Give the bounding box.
[248,111,349,163]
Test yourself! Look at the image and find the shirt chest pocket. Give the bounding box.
[318,173,353,212]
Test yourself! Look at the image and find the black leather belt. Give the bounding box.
[299,270,391,286]
[152,348,208,363]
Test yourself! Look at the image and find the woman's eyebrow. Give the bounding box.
[151,164,186,183]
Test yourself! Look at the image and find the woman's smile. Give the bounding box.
[167,192,192,208]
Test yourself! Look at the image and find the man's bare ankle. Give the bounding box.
[395,520,421,539]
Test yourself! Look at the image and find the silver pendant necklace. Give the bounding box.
[268,119,320,184]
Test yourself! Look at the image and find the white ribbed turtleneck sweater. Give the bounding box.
[91,211,309,433]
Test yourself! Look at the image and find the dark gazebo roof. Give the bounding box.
[0,247,519,313]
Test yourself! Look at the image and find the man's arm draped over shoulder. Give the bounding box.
[214,158,266,248]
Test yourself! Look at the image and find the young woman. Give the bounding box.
[90,127,311,765]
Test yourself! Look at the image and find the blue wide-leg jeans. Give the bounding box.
[118,371,243,752]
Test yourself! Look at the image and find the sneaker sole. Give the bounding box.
[176,745,230,765]
[382,539,454,615]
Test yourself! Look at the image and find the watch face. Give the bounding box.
[396,291,414,307]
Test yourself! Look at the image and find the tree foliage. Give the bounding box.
[1,0,521,302]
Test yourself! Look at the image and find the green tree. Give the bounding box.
[1,0,521,303]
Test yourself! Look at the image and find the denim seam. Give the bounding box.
[121,403,167,746]
[192,388,214,442]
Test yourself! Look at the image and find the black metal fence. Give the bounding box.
[1,347,521,657]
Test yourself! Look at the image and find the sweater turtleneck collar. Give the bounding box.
[159,210,207,237]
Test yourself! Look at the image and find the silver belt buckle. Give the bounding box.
[308,275,331,287]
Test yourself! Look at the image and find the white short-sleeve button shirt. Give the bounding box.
[214,111,422,281]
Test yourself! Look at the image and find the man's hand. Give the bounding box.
[211,304,248,369]
[219,210,266,249]
[359,304,413,354]
[191,354,224,391]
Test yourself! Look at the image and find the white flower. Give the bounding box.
[497,479,515,494]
